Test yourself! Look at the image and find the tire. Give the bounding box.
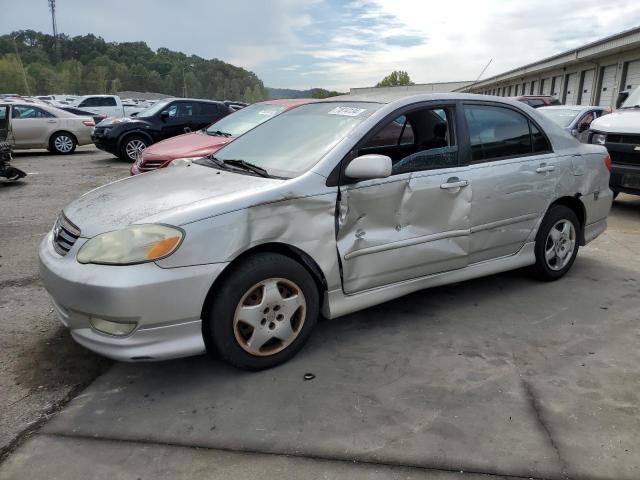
[49,132,76,155]
[205,253,319,370]
[119,135,149,162]
[532,205,580,281]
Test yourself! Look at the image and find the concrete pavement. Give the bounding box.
[1,149,639,479]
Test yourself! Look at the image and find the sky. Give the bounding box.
[2,0,640,90]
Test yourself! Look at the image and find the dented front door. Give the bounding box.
[336,168,472,294]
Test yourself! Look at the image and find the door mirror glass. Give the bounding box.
[344,154,392,181]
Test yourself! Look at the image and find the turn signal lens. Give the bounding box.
[146,236,181,259]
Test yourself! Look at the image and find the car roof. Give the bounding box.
[320,91,535,107]
[538,105,604,111]
[259,98,317,109]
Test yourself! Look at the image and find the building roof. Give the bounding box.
[460,26,640,90]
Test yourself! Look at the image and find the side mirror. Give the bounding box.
[130,112,138,117]
[160,111,169,121]
[616,91,629,109]
[577,122,589,133]
[344,154,392,181]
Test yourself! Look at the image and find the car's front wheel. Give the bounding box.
[50,132,76,155]
[532,205,580,281]
[120,135,149,162]
[205,253,319,370]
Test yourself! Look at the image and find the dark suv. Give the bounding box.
[92,98,232,161]
[511,95,562,108]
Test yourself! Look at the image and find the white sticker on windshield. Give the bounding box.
[328,106,366,117]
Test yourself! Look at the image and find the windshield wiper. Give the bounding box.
[222,159,270,177]
[206,130,232,137]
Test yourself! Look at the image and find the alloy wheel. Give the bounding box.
[54,135,74,153]
[544,219,576,271]
[233,278,307,357]
[125,139,146,160]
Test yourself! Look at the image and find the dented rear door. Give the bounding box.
[336,167,472,294]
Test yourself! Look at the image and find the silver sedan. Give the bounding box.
[39,93,613,369]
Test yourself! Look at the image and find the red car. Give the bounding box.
[131,99,312,175]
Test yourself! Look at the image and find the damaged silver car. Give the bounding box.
[39,93,613,369]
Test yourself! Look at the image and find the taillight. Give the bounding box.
[604,154,612,172]
[83,120,95,127]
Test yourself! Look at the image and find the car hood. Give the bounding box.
[96,116,149,128]
[64,164,285,238]
[590,109,640,134]
[142,131,233,160]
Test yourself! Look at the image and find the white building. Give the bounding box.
[458,26,640,108]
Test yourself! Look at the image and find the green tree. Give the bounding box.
[376,70,414,87]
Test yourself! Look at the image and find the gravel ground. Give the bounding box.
[0,146,128,457]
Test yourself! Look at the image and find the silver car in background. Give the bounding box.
[538,105,609,140]
[39,93,613,370]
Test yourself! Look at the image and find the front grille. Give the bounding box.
[606,134,640,144]
[139,159,166,172]
[609,151,640,166]
[52,213,81,256]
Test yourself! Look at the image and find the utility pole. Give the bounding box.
[48,0,60,61]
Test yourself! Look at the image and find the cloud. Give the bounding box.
[1,0,639,90]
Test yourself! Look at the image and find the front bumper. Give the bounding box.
[39,232,228,361]
[610,163,640,195]
[91,133,118,154]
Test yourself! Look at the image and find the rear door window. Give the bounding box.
[464,104,550,162]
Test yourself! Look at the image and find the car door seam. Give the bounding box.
[343,229,470,260]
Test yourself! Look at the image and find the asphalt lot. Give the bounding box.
[1,147,640,479]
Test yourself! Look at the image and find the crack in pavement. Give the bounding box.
[42,431,567,480]
[521,379,570,480]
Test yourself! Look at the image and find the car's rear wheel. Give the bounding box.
[50,132,76,155]
[532,205,580,281]
[205,253,319,370]
[120,135,149,162]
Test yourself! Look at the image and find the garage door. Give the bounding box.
[522,82,529,96]
[623,59,640,91]
[531,80,539,95]
[551,75,563,97]
[598,65,617,107]
[579,69,595,105]
[541,78,551,95]
[564,73,579,105]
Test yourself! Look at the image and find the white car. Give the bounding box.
[2,102,95,154]
[72,95,144,118]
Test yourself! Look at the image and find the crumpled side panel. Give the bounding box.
[157,191,343,291]
[336,172,471,293]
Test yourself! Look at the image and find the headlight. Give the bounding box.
[102,127,112,136]
[591,133,607,145]
[77,224,184,265]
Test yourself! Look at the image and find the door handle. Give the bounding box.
[536,165,555,173]
[440,179,469,190]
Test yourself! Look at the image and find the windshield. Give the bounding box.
[621,87,640,108]
[136,99,171,118]
[208,102,381,178]
[205,103,287,136]
[538,108,579,127]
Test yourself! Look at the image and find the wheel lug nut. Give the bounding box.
[269,322,275,329]
[263,307,270,314]
[261,318,266,325]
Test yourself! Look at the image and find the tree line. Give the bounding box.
[0,30,267,102]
